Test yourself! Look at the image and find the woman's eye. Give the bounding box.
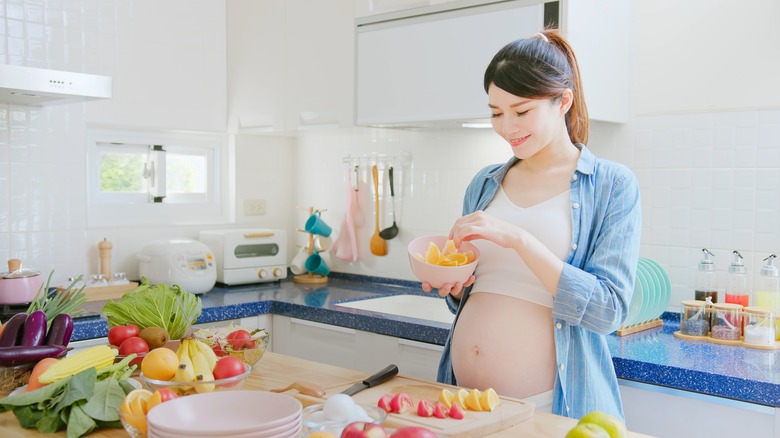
[490,113,502,118]
[516,110,529,116]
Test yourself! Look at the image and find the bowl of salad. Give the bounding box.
[193,325,269,367]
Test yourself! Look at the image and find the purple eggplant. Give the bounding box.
[0,313,28,347]
[0,344,67,366]
[45,313,74,347]
[20,310,47,347]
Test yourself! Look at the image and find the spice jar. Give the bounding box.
[743,307,776,347]
[709,303,742,342]
[680,300,710,337]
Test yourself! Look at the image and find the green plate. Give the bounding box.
[638,259,663,320]
[634,263,654,324]
[625,265,645,327]
[643,258,672,313]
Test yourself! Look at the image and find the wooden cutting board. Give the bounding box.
[297,375,534,438]
[56,282,138,303]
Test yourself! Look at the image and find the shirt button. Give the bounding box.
[572,202,580,209]
[559,363,565,371]
[556,322,562,329]
[572,174,578,181]
[571,243,578,250]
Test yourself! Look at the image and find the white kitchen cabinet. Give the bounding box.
[271,316,442,380]
[355,0,629,126]
[227,0,355,133]
[619,380,778,438]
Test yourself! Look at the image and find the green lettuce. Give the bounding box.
[101,278,202,339]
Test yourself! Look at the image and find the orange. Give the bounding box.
[120,389,152,416]
[448,253,468,266]
[425,242,441,264]
[442,239,457,256]
[439,389,455,408]
[479,387,500,411]
[463,250,476,264]
[465,388,483,411]
[141,347,179,381]
[26,358,59,392]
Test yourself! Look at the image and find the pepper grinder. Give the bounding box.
[98,238,113,280]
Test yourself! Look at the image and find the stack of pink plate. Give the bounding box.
[146,391,302,438]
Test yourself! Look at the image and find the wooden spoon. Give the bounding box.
[269,380,326,398]
[369,165,388,256]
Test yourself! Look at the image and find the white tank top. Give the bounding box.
[471,185,572,308]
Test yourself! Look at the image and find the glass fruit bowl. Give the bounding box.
[193,326,269,367]
[119,410,147,438]
[138,363,251,396]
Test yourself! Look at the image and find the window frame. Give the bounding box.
[86,128,231,227]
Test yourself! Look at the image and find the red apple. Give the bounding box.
[389,426,437,438]
[377,394,393,413]
[341,421,388,438]
[389,392,413,414]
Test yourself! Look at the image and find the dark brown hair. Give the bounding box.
[483,29,589,145]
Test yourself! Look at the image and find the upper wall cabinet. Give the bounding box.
[228,0,355,133]
[354,0,630,127]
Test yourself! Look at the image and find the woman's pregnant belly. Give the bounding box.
[451,292,556,399]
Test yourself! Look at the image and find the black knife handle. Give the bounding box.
[363,364,399,387]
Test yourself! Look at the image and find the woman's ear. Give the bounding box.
[559,88,574,116]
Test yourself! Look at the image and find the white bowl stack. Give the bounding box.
[146,391,302,438]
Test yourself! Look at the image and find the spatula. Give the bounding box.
[369,165,387,256]
[379,166,399,240]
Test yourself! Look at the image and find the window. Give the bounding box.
[87,129,230,227]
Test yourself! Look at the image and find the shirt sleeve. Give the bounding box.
[552,167,642,335]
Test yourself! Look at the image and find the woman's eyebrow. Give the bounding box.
[488,101,532,109]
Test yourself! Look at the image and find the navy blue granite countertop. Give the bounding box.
[71,273,780,408]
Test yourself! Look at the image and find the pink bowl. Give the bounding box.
[407,235,479,289]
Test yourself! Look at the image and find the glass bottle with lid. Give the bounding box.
[755,254,780,340]
[743,306,776,347]
[695,248,718,303]
[725,250,749,307]
[710,302,742,342]
[680,299,710,337]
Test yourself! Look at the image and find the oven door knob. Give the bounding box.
[258,269,268,279]
[273,268,284,277]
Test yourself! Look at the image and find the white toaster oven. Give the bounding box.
[198,228,287,285]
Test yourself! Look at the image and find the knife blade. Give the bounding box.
[341,364,399,396]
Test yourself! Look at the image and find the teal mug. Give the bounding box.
[305,212,333,237]
[305,252,330,277]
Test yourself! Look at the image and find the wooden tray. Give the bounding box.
[56,282,138,303]
[296,375,534,437]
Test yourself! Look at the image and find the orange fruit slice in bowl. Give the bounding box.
[425,242,442,264]
[121,389,153,416]
[479,387,500,411]
[442,239,457,256]
[448,253,468,266]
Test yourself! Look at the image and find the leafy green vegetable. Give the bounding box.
[27,272,88,328]
[0,361,134,437]
[102,277,202,339]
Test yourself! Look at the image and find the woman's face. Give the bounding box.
[487,84,570,160]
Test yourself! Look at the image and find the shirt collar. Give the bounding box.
[486,143,595,183]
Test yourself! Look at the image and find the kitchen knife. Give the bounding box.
[341,364,399,396]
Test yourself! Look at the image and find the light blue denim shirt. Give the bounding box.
[436,145,642,421]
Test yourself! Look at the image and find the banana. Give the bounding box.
[193,339,218,370]
[173,340,196,390]
[192,350,215,393]
[176,338,190,360]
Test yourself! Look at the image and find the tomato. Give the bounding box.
[213,356,245,380]
[377,394,393,413]
[211,342,226,357]
[389,392,413,414]
[448,402,465,420]
[226,329,255,350]
[147,388,179,411]
[416,398,434,417]
[118,336,149,355]
[108,324,140,347]
[432,401,449,419]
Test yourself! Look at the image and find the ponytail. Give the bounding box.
[484,28,589,145]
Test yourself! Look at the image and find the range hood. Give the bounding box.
[0,64,112,106]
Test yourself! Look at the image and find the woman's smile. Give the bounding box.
[509,134,531,147]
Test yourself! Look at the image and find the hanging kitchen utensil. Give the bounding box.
[369,165,388,256]
[351,165,364,228]
[333,168,360,262]
[379,166,399,240]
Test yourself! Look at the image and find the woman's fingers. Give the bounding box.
[422,282,433,293]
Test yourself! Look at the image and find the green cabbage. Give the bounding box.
[101,278,202,340]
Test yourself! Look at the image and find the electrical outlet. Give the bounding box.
[244,199,266,216]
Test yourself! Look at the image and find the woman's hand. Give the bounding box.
[422,275,475,299]
[449,211,521,249]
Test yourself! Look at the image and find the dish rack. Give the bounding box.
[615,258,671,336]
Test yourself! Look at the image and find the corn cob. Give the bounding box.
[38,345,117,384]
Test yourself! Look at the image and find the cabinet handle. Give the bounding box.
[290,318,356,335]
[244,232,274,238]
[398,338,444,352]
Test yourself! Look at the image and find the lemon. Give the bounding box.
[439,389,455,408]
[442,239,457,256]
[478,387,500,411]
[120,389,153,416]
[456,388,469,408]
[465,388,483,411]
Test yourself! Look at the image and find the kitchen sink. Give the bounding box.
[336,294,455,324]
